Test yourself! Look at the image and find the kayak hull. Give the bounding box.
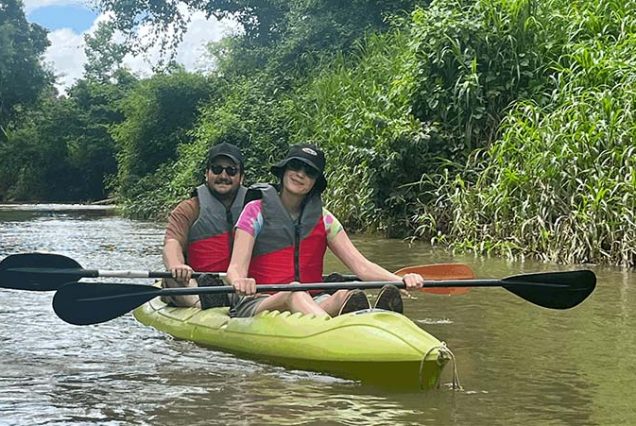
[133,297,449,389]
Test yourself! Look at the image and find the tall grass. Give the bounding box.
[286,0,552,234]
[415,0,636,267]
[287,33,428,233]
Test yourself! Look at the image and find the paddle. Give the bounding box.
[0,253,475,295]
[0,253,224,291]
[52,270,596,325]
[395,264,473,295]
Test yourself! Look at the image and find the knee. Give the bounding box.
[279,291,303,308]
[289,291,313,305]
[332,290,349,303]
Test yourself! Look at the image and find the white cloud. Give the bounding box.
[42,7,238,93]
[177,11,234,72]
[44,28,87,92]
[24,0,88,13]
[120,10,238,78]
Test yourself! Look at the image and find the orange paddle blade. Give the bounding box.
[394,263,474,295]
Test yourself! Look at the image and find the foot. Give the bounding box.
[374,285,403,313]
[197,273,230,309]
[338,290,370,315]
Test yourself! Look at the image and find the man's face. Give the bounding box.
[206,156,242,196]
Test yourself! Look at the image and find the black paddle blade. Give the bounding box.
[0,253,83,291]
[502,270,596,309]
[53,282,160,325]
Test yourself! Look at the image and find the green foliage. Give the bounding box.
[282,0,554,234]
[83,21,129,83]
[286,34,429,233]
[0,96,75,201]
[112,70,217,199]
[0,77,133,201]
[406,0,550,156]
[98,0,420,76]
[118,0,636,269]
[65,77,134,199]
[0,0,52,139]
[121,75,293,218]
[193,77,291,182]
[2,0,632,267]
[414,0,636,267]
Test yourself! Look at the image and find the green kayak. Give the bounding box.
[133,297,451,389]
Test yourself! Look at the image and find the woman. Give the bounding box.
[226,143,424,317]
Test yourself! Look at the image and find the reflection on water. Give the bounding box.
[0,203,117,211]
[1,205,635,425]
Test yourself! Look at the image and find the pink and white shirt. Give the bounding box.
[236,200,343,241]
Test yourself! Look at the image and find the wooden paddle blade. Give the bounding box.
[0,253,83,291]
[395,263,474,295]
[53,282,160,325]
[502,270,596,309]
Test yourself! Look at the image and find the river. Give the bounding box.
[0,205,634,425]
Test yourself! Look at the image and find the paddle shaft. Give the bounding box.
[77,278,568,300]
[4,267,224,280]
[3,267,358,286]
[52,270,596,325]
[0,253,467,294]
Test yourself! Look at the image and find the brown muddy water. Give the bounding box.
[0,205,634,425]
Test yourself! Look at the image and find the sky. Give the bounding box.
[23,0,237,93]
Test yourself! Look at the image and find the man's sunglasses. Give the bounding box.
[209,165,240,176]
[286,159,320,179]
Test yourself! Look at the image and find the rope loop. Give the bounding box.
[419,341,462,391]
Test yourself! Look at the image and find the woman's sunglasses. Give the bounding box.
[286,159,320,179]
[209,165,239,176]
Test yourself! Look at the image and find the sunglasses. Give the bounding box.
[209,165,239,176]
[286,159,320,179]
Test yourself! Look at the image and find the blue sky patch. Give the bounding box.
[28,5,98,33]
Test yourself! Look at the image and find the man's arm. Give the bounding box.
[163,238,193,283]
[163,198,198,284]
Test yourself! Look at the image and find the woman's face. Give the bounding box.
[282,159,318,196]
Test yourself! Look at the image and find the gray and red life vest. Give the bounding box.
[187,184,247,273]
[247,184,327,288]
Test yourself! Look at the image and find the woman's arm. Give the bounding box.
[328,230,423,288]
[226,229,257,295]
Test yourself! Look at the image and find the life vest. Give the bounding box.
[246,184,327,289]
[187,184,247,273]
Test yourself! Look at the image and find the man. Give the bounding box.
[162,141,247,307]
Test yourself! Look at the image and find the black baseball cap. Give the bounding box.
[271,143,327,192]
[206,142,244,169]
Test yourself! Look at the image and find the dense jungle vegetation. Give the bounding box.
[0,0,633,267]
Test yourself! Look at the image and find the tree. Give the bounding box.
[95,0,420,74]
[0,0,52,141]
[83,21,129,83]
[112,70,215,197]
[63,75,137,200]
[0,94,74,201]
[0,74,136,202]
